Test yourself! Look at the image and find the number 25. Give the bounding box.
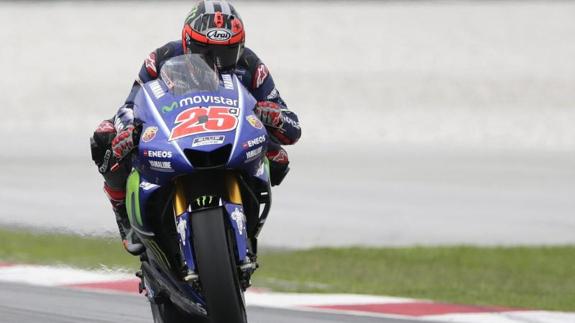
[169,107,237,141]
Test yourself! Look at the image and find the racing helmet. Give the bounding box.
[182,0,245,71]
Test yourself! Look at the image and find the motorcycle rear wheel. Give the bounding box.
[192,207,247,323]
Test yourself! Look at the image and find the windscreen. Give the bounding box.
[159,54,220,96]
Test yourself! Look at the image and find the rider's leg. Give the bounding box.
[90,119,143,255]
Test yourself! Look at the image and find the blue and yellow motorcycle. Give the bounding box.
[125,54,272,323]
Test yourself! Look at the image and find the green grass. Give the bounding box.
[0,227,139,270]
[1,227,573,311]
[255,247,575,311]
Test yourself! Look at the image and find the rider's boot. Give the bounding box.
[104,183,145,256]
[267,147,290,186]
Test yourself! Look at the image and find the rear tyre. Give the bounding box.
[192,208,247,323]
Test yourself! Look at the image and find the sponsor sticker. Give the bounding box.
[281,114,300,129]
[145,52,158,77]
[144,150,172,158]
[149,160,174,172]
[140,182,159,191]
[161,101,178,114]
[230,207,246,235]
[245,146,263,161]
[141,126,158,143]
[242,134,266,149]
[192,135,226,147]
[160,96,238,114]
[99,150,112,173]
[222,74,234,90]
[179,95,237,108]
[170,107,238,141]
[253,63,269,89]
[246,115,264,130]
[207,29,232,42]
[149,80,165,99]
[186,6,199,22]
[177,218,188,246]
[266,88,279,100]
[268,149,289,163]
[255,161,265,177]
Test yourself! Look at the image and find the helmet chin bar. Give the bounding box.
[187,40,242,72]
[215,57,223,69]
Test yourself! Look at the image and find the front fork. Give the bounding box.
[173,173,253,284]
[173,180,197,281]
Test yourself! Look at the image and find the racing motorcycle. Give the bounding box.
[124,54,272,323]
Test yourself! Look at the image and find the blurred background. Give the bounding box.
[0,0,574,248]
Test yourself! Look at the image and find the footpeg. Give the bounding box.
[240,260,258,272]
[184,271,199,282]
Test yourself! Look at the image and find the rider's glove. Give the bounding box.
[254,101,283,129]
[111,125,136,159]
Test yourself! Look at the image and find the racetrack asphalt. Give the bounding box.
[0,281,425,323]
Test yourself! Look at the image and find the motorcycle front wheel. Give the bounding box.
[192,207,247,323]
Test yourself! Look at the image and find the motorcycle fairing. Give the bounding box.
[130,74,267,233]
[133,74,266,184]
[126,55,272,313]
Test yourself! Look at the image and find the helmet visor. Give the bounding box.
[190,40,243,71]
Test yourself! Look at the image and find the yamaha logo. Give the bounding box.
[207,29,232,41]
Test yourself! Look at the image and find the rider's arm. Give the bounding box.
[114,41,183,131]
[240,48,301,145]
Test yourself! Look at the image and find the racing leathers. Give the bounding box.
[91,41,301,254]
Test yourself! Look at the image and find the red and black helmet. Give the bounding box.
[182,0,245,71]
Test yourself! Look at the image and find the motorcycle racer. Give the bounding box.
[90,0,301,255]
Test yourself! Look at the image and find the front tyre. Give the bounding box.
[192,208,247,323]
[150,301,198,323]
[146,266,209,323]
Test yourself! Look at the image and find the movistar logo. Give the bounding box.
[159,95,238,114]
[161,101,178,113]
